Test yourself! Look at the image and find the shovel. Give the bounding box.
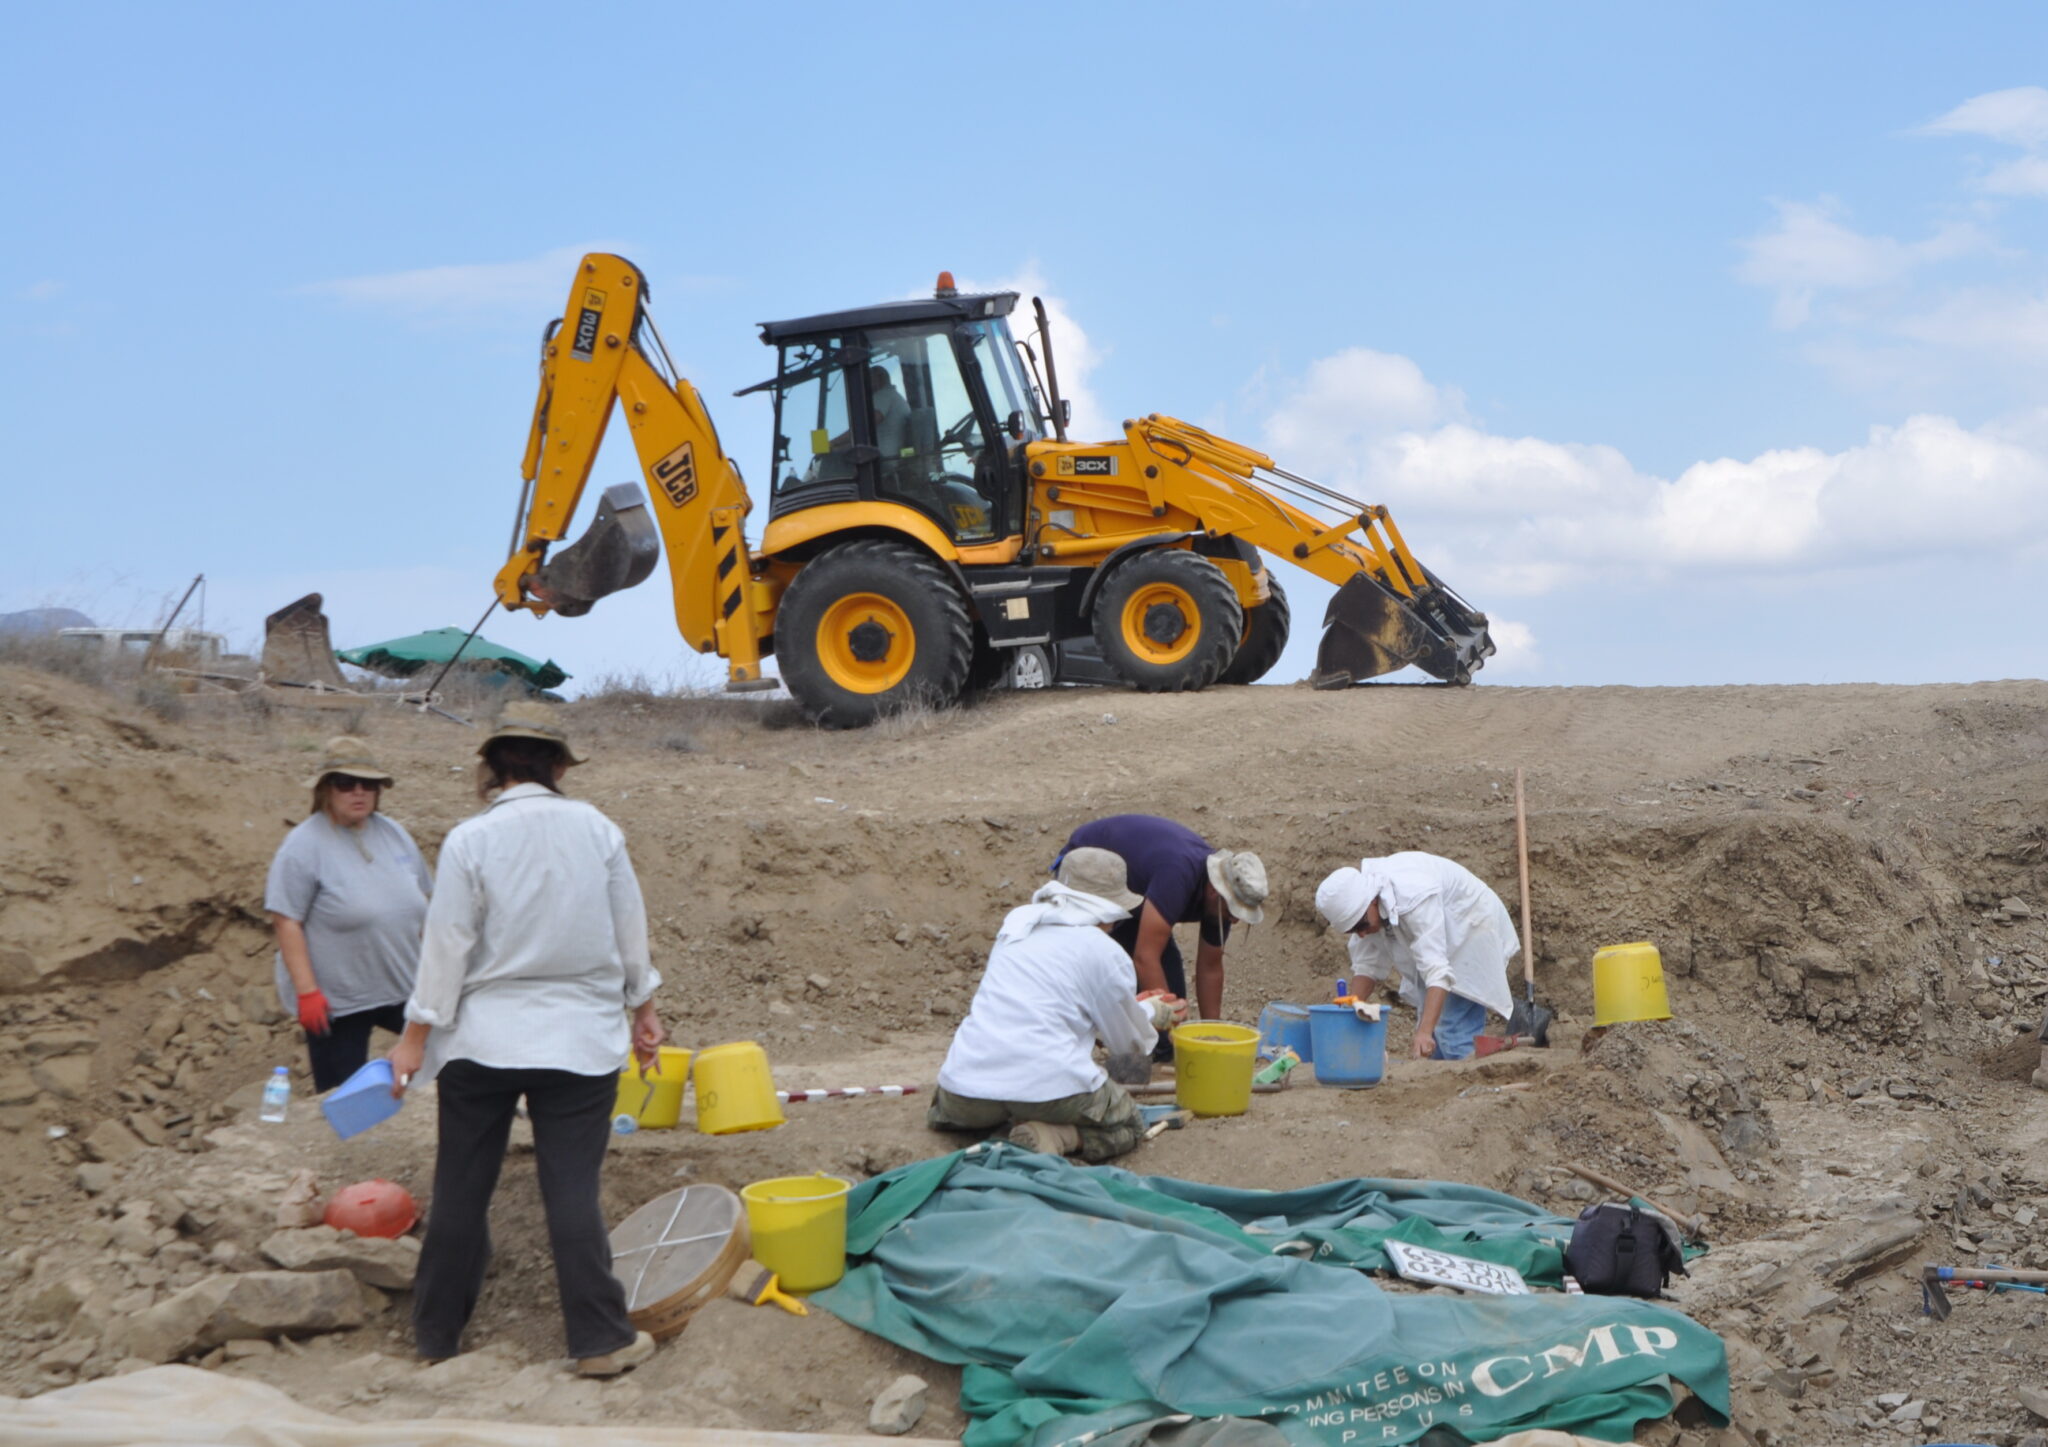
[1504,767,1554,1047]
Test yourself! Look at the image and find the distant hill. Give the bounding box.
[0,607,95,636]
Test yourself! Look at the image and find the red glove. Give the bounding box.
[297,990,332,1036]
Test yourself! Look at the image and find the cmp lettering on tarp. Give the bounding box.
[1262,1322,1683,1441]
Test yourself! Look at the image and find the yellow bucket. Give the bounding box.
[613,1046,693,1130]
[740,1174,851,1293]
[692,1041,785,1135]
[1592,942,1673,1026]
[1171,1022,1259,1117]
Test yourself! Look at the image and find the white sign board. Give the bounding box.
[1384,1240,1532,1296]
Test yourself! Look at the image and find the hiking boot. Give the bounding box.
[576,1330,656,1378]
[1008,1120,1081,1156]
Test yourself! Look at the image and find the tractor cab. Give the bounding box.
[747,275,1047,547]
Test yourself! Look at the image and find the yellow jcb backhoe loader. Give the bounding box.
[494,254,1492,726]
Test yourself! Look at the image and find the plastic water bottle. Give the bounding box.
[259,1067,291,1123]
[611,1114,639,1136]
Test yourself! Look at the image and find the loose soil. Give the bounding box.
[3,665,2047,1445]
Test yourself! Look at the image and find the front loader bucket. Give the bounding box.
[530,483,661,618]
[262,593,349,688]
[1314,575,1494,688]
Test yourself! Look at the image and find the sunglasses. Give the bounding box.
[329,776,384,793]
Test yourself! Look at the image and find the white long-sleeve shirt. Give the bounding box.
[938,883,1158,1103]
[406,783,661,1082]
[1345,852,1516,1020]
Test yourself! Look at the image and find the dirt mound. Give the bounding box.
[4,667,2048,1444]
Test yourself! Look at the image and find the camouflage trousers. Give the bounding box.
[926,1079,1145,1162]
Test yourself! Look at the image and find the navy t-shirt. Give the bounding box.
[1061,814,1229,946]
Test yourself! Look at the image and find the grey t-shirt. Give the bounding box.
[266,812,433,1016]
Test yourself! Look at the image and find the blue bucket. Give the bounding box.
[1257,1003,1315,1062]
[320,1058,404,1140]
[1308,1005,1388,1088]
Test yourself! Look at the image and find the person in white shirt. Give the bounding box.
[388,704,664,1379]
[1314,852,1516,1062]
[930,849,1184,1160]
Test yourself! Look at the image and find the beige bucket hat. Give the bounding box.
[479,701,587,766]
[302,736,394,790]
[1206,849,1269,925]
[1057,847,1144,911]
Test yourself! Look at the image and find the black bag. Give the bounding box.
[1563,1201,1686,1297]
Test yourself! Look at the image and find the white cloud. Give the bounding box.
[1735,200,1983,327]
[1920,86,2048,150]
[1921,87,2048,197]
[302,244,663,322]
[1895,286,2048,363]
[17,279,63,301]
[957,265,1110,441]
[1481,619,1540,675]
[1255,346,2048,599]
[1263,348,1463,470]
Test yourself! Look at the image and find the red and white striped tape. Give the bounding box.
[776,1084,923,1103]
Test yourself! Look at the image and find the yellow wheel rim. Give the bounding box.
[817,593,916,694]
[1121,582,1200,665]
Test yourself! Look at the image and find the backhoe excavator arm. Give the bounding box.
[495,254,772,688]
[1030,415,1492,684]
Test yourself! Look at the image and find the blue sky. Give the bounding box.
[6,3,2047,691]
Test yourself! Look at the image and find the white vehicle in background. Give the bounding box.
[57,626,231,668]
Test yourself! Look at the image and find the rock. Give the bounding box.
[30,1054,92,1100]
[1812,1197,1925,1285]
[0,1068,38,1107]
[1886,1399,1924,1422]
[1844,1078,1874,1099]
[805,974,833,995]
[2020,1384,2048,1422]
[868,1373,929,1436]
[127,1112,168,1147]
[222,1338,276,1360]
[81,1119,145,1165]
[77,1162,117,1196]
[261,1226,419,1290]
[1884,1081,1916,1100]
[275,1169,324,1229]
[1874,1392,1908,1408]
[37,1334,97,1372]
[24,1275,99,1325]
[2003,897,2035,919]
[109,1269,366,1363]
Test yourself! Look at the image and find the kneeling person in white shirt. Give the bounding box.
[1315,852,1516,1062]
[930,848,1182,1160]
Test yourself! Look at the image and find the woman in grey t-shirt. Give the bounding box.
[265,736,432,1091]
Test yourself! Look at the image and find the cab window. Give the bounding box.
[771,342,854,494]
[867,325,998,541]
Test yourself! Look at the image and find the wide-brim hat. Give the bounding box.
[1206,849,1268,925]
[1056,847,1144,911]
[478,702,587,766]
[1316,867,1373,934]
[302,736,394,791]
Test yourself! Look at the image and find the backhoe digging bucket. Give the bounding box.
[1314,574,1495,688]
[262,593,350,688]
[530,483,661,617]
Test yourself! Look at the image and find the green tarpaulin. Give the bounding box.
[814,1145,1728,1447]
[335,627,568,690]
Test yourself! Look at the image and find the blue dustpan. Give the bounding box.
[321,1058,403,1140]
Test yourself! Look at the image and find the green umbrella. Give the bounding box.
[336,627,570,691]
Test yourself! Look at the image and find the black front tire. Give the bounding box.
[1217,577,1291,685]
[777,539,974,728]
[1090,549,1242,693]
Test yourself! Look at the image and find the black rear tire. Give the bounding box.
[1217,577,1291,685]
[776,539,974,728]
[1090,549,1242,693]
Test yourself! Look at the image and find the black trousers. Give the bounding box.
[1109,916,1184,1061]
[412,1059,634,1361]
[305,1003,408,1093]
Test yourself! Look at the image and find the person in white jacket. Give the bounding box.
[1314,852,1516,1062]
[930,849,1184,1160]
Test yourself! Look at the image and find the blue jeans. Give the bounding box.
[1429,993,1489,1061]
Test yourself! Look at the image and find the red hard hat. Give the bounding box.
[324,1179,418,1239]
